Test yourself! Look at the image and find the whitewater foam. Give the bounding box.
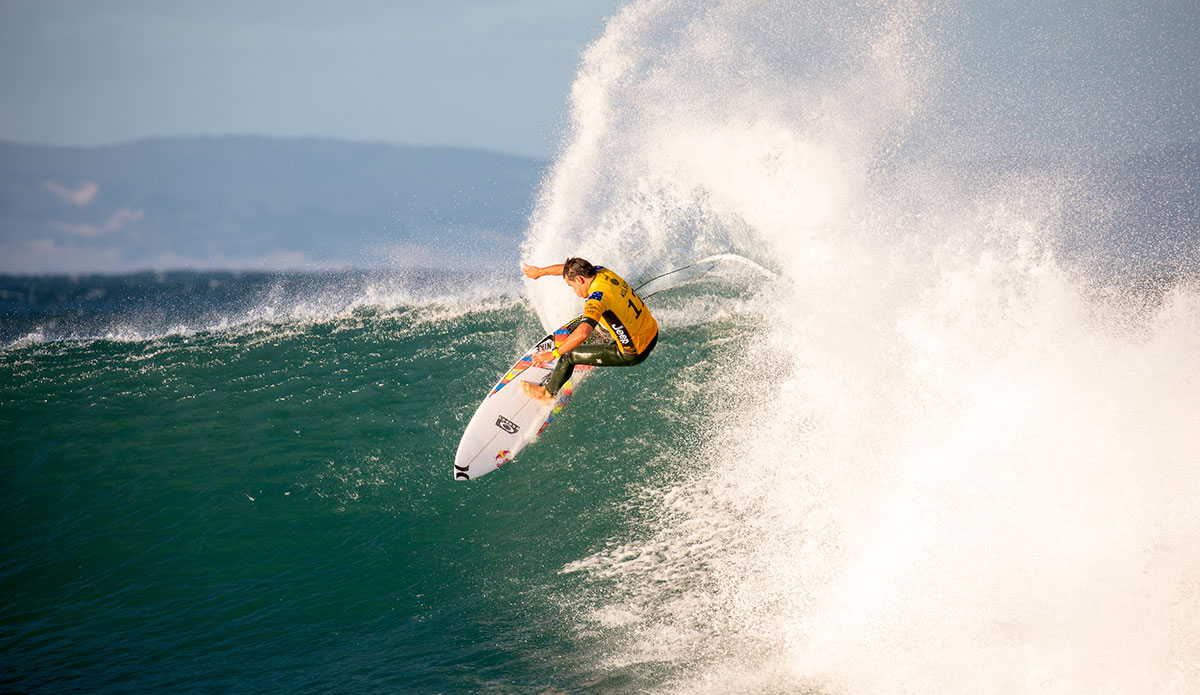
[0,269,526,350]
[529,1,1200,692]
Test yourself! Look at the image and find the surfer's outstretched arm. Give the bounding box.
[522,262,564,279]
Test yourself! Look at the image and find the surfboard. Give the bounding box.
[453,315,594,480]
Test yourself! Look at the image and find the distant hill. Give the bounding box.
[2,136,1194,277]
[0,137,547,274]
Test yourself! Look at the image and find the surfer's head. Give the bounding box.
[562,257,597,297]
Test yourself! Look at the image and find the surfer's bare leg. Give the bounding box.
[521,380,555,403]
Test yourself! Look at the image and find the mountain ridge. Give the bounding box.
[0,136,548,274]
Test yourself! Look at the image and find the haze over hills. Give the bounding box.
[0,136,547,275]
[1,136,1195,278]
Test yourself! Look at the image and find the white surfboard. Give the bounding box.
[453,315,594,480]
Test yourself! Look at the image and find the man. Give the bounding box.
[520,257,658,403]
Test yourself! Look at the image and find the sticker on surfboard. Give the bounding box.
[453,315,593,480]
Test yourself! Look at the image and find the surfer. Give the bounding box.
[520,258,658,403]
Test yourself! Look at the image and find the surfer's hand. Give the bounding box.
[530,350,555,367]
[521,263,541,279]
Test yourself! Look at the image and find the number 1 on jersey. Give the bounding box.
[627,296,643,319]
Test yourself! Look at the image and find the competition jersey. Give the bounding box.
[581,267,658,355]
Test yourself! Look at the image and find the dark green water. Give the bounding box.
[1,272,742,693]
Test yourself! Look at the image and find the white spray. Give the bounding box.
[524,1,1200,692]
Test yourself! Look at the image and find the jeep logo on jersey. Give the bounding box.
[495,415,520,434]
[602,309,633,347]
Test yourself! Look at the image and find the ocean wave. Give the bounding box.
[525,1,1200,692]
[0,269,527,350]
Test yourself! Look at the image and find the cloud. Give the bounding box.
[42,180,99,207]
[48,207,146,238]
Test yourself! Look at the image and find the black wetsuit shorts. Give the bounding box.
[545,333,658,396]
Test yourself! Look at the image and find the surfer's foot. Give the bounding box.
[521,381,555,404]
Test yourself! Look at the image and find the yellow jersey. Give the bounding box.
[582,267,658,355]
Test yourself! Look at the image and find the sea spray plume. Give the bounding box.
[533,0,1200,692]
[522,0,937,331]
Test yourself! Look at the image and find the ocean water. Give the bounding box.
[0,269,748,692]
[5,0,1200,693]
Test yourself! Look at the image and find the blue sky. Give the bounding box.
[0,0,1195,159]
[0,0,625,159]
